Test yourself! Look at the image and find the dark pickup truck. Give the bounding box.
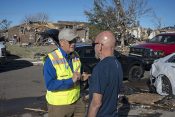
[76,43,144,82]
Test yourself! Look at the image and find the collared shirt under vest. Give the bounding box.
[45,48,81,105]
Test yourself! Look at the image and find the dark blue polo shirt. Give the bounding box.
[89,56,123,117]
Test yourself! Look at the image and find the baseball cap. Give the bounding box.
[58,28,78,41]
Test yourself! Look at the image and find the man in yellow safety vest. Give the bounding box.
[43,28,82,117]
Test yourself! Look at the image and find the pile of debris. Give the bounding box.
[118,85,175,114]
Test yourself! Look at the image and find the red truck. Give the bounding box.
[129,33,175,70]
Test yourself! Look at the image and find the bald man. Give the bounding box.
[87,31,123,117]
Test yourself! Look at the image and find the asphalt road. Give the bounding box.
[0,59,47,117]
[0,59,175,117]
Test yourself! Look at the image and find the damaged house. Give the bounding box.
[6,21,89,46]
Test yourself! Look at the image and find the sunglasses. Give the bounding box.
[68,39,77,44]
[92,42,103,47]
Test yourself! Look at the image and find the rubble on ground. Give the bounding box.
[127,93,164,105]
[118,85,175,113]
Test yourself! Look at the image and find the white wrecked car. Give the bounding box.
[150,53,175,96]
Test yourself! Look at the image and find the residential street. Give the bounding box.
[0,58,175,117]
[1,0,175,116]
[0,59,47,117]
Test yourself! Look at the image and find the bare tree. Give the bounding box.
[22,12,49,24]
[85,0,152,47]
[35,13,49,24]
[0,19,12,30]
[152,12,163,30]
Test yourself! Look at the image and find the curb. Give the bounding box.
[15,58,43,66]
[31,61,43,65]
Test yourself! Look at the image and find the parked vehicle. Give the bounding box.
[44,29,144,82]
[129,33,175,70]
[76,43,144,82]
[0,37,6,64]
[150,53,175,96]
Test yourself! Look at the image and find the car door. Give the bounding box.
[81,46,98,70]
[76,46,99,73]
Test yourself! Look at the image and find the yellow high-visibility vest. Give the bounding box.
[45,48,81,105]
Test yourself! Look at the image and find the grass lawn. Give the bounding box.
[6,42,57,59]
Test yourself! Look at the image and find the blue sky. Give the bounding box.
[0,0,175,29]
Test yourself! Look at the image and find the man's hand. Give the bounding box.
[72,72,81,83]
[81,72,91,81]
[72,65,81,83]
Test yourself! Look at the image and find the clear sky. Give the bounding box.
[0,0,175,29]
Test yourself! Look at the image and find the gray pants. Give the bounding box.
[48,99,86,117]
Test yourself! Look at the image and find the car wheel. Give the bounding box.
[128,65,143,82]
[162,76,172,95]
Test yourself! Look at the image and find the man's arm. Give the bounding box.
[88,93,102,117]
[43,57,75,91]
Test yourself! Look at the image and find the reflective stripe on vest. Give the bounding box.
[46,49,81,105]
